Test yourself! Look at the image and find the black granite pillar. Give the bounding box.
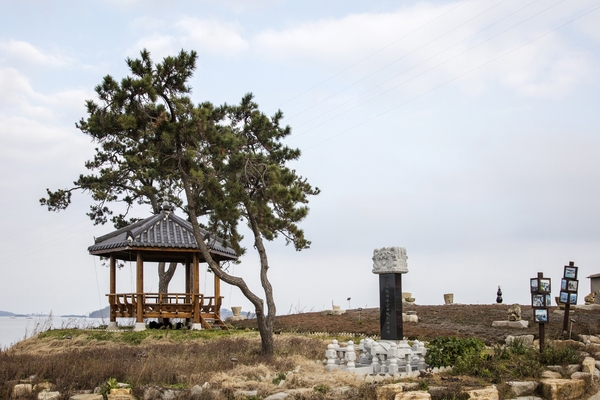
[379,273,403,340]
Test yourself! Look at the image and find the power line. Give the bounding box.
[302,2,600,151]
[268,0,470,112]
[285,0,519,123]
[290,0,566,141]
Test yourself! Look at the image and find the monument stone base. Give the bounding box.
[134,322,146,331]
[492,320,529,328]
[325,338,428,375]
[107,321,118,330]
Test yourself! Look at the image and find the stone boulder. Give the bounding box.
[505,335,534,347]
[393,391,431,400]
[540,378,586,400]
[11,384,32,398]
[38,392,61,400]
[506,381,538,397]
[465,385,499,399]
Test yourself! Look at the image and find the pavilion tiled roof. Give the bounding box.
[88,207,237,260]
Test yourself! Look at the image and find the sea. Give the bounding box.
[0,316,107,349]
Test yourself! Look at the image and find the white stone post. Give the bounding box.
[388,342,399,375]
[372,354,381,374]
[345,340,356,369]
[325,344,338,371]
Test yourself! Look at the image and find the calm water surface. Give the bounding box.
[0,316,106,349]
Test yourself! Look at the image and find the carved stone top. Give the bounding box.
[372,247,408,274]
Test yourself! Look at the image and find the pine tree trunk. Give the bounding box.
[158,262,177,324]
[158,262,177,294]
[179,167,274,355]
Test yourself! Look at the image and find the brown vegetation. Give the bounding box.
[232,304,600,344]
[2,304,599,399]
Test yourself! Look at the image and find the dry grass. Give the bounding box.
[0,330,336,399]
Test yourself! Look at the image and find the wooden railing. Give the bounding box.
[107,293,223,320]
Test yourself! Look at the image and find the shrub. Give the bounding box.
[539,342,583,366]
[425,337,485,368]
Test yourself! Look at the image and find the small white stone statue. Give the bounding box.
[372,247,408,274]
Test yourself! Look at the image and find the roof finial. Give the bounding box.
[162,201,173,219]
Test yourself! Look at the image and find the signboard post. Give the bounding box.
[560,261,579,334]
[530,272,551,353]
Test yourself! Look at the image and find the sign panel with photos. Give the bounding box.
[530,273,551,324]
[564,265,578,280]
[560,263,579,305]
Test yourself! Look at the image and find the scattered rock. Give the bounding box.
[38,392,61,400]
[69,395,103,400]
[466,385,499,399]
[587,344,600,354]
[570,372,591,380]
[539,378,586,400]
[493,320,528,328]
[110,388,131,395]
[375,383,404,399]
[263,393,289,400]
[236,390,258,398]
[34,382,54,392]
[393,391,431,400]
[580,335,600,345]
[541,371,563,379]
[507,381,538,397]
[12,383,32,398]
[583,357,597,374]
[547,364,580,375]
[402,314,418,323]
[190,385,203,396]
[332,386,353,395]
[506,335,534,347]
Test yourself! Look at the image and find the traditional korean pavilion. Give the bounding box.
[88,204,237,331]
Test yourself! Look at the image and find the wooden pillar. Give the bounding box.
[185,259,191,326]
[136,252,144,323]
[185,259,191,300]
[214,263,221,318]
[193,253,200,323]
[109,255,116,322]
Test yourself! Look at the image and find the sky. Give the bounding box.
[1,0,600,316]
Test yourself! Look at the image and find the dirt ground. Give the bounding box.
[231,304,600,344]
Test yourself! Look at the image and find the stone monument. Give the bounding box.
[324,247,428,376]
[443,293,454,305]
[584,292,597,305]
[372,246,408,340]
[507,304,521,321]
[492,304,528,328]
[226,306,247,322]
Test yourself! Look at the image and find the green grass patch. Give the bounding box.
[38,327,237,345]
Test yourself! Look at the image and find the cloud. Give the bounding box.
[128,16,249,60]
[128,33,178,62]
[0,67,51,118]
[0,68,92,120]
[177,17,249,56]
[252,1,597,98]
[0,40,68,67]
